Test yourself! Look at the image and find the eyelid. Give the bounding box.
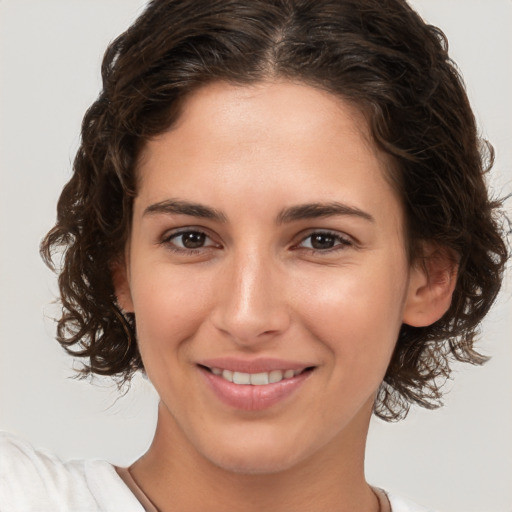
[293,229,355,252]
[158,226,356,255]
[160,226,221,252]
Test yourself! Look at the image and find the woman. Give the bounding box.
[0,0,508,511]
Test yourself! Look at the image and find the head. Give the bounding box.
[42,0,508,422]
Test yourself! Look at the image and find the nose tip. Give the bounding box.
[215,309,288,344]
[210,256,290,345]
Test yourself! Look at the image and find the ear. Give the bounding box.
[402,245,458,327]
[110,258,134,314]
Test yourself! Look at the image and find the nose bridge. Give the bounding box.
[212,243,289,342]
[234,249,270,319]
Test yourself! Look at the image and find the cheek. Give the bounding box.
[293,259,408,366]
[130,267,214,358]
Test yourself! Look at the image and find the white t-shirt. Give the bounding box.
[0,431,435,512]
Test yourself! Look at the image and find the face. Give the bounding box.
[117,81,428,474]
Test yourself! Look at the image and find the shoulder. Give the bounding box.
[387,491,439,512]
[0,431,143,512]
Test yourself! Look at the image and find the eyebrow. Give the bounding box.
[143,199,228,222]
[143,199,374,224]
[276,202,375,224]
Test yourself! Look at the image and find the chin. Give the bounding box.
[209,450,302,475]
[196,430,315,476]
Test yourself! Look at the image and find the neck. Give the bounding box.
[130,400,379,512]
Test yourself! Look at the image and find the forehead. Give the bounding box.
[162,80,378,160]
[135,80,402,230]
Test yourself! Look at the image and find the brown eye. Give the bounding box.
[178,231,206,249]
[310,233,336,249]
[161,228,221,255]
[298,231,352,252]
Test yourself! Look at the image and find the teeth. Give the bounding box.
[213,368,305,385]
[250,372,269,385]
[232,371,251,384]
[222,369,233,382]
[269,370,283,383]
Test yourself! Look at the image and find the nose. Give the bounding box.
[210,249,291,346]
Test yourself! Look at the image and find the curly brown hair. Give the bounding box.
[41,0,508,421]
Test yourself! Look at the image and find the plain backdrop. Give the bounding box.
[0,1,511,511]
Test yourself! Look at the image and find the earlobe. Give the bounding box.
[111,259,134,314]
[402,246,458,327]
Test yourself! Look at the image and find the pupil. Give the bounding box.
[311,233,335,249]
[182,232,205,249]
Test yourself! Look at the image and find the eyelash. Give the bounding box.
[294,230,353,253]
[160,229,353,255]
[160,229,219,255]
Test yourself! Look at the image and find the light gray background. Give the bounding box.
[0,1,511,511]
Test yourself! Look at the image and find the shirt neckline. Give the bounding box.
[115,466,393,512]
[115,466,160,512]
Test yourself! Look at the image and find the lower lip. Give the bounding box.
[199,367,312,411]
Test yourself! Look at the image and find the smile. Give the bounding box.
[207,367,307,385]
[198,363,315,411]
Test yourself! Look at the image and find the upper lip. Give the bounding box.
[198,357,316,374]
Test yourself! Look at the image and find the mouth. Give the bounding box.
[199,365,315,386]
[196,357,317,410]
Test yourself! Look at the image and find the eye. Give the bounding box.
[162,229,219,253]
[297,231,352,252]
[173,231,208,249]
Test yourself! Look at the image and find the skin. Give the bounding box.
[115,81,455,512]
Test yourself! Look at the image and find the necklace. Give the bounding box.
[119,466,391,512]
[373,486,392,512]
